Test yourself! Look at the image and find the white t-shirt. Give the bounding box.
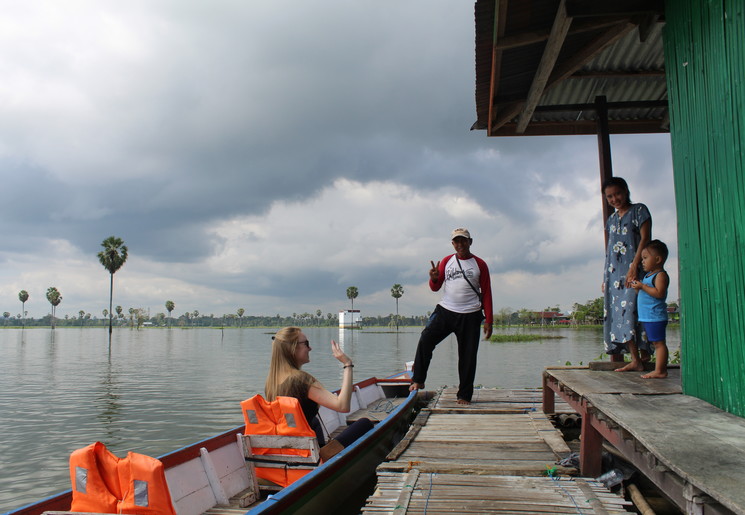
[439,255,482,314]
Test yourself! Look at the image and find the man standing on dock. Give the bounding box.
[409,228,493,404]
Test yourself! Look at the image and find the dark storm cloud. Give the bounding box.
[0,2,677,316]
[0,0,529,264]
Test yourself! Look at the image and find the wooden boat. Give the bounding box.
[9,375,418,515]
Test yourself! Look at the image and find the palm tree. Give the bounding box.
[79,310,85,326]
[346,286,359,311]
[98,236,128,336]
[165,300,175,327]
[46,287,62,329]
[237,308,245,327]
[18,290,29,328]
[391,284,404,331]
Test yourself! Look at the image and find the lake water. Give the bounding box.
[0,325,680,512]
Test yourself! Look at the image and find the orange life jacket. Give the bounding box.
[69,441,176,515]
[241,394,317,487]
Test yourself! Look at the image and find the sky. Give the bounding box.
[0,1,678,320]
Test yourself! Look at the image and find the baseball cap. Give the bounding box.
[451,228,471,240]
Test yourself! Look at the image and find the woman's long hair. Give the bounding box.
[265,326,314,400]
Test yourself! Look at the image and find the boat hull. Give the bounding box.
[6,377,417,515]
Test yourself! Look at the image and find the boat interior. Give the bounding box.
[163,378,412,515]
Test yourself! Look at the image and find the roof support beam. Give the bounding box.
[548,22,636,84]
[487,21,635,133]
[487,120,670,136]
[636,13,661,42]
[496,16,631,50]
[487,0,509,136]
[516,0,573,133]
[565,0,664,18]
[570,69,665,78]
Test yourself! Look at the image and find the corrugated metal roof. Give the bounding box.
[474,0,668,136]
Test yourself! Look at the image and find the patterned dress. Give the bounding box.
[603,203,652,354]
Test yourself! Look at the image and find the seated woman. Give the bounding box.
[265,326,373,455]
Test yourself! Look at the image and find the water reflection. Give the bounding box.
[97,356,122,441]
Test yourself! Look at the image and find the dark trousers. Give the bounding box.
[312,416,373,447]
[411,305,483,402]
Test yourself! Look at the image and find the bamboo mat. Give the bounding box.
[379,392,572,476]
[362,471,633,514]
[378,412,571,475]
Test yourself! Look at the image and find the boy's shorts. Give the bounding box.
[642,321,667,342]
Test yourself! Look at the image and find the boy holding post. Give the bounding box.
[630,239,671,378]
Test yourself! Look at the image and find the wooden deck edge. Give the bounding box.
[427,408,541,415]
[385,410,430,461]
[376,462,577,476]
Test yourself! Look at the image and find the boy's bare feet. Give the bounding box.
[614,362,644,372]
[456,398,471,405]
[641,371,668,379]
[409,382,424,392]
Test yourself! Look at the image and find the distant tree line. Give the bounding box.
[0,310,430,328]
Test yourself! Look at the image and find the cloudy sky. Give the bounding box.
[0,1,677,320]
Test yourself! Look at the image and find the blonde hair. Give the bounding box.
[265,326,315,400]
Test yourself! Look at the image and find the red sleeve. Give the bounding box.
[475,256,493,325]
[429,254,452,292]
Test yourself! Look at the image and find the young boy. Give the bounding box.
[631,239,670,378]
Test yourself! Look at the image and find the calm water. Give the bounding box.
[0,325,680,512]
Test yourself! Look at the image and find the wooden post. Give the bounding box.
[596,95,624,363]
[596,95,613,229]
[579,408,603,477]
[542,371,555,414]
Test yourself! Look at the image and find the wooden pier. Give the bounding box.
[543,365,745,515]
[363,387,633,514]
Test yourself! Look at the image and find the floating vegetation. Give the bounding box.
[489,334,565,343]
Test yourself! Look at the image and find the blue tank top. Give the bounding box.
[637,271,668,322]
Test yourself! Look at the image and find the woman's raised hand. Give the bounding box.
[330,340,353,367]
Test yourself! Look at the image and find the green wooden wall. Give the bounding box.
[664,0,745,416]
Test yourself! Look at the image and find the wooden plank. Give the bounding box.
[391,469,420,515]
[385,410,431,461]
[545,368,682,396]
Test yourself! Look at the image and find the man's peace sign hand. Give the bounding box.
[429,260,440,282]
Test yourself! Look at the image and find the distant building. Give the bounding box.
[339,310,361,328]
[535,311,570,325]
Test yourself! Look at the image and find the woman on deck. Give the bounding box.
[602,177,653,371]
[265,326,373,455]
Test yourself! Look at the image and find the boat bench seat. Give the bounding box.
[166,437,260,515]
[239,433,320,492]
[241,434,320,467]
